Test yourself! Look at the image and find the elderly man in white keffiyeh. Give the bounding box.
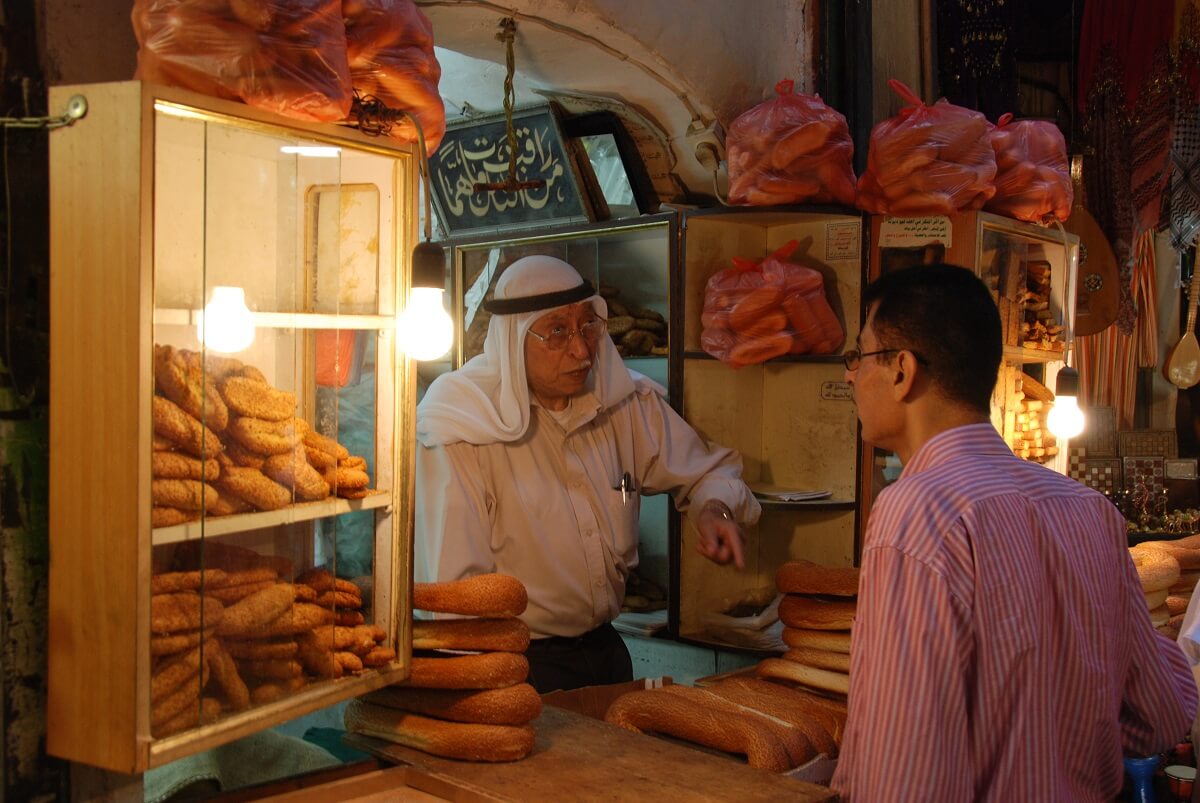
[415,255,760,692]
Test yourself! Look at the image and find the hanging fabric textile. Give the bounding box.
[1172,4,1200,250]
[1083,47,1137,334]
[1077,327,1139,429]
[1131,46,1177,235]
[1134,230,1161,368]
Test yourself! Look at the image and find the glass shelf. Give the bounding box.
[152,491,392,545]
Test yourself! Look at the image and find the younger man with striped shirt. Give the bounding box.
[832,264,1196,802]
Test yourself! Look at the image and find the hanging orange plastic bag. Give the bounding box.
[344,0,446,154]
[726,80,857,207]
[701,240,844,368]
[983,113,1073,223]
[132,0,353,123]
[856,79,997,216]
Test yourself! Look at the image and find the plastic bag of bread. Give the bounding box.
[701,240,844,368]
[983,113,1073,223]
[343,0,445,154]
[727,79,857,207]
[132,0,354,123]
[856,79,997,216]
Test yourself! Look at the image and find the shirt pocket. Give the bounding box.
[601,483,641,573]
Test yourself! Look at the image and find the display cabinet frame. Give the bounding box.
[48,81,419,773]
[674,206,866,650]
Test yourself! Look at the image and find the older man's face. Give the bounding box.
[524,301,603,411]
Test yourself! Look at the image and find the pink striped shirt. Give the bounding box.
[831,424,1197,802]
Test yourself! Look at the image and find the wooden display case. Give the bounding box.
[48,82,419,772]
[860,211,1080,526]
[676,208,864,649]
[446,215,678,631]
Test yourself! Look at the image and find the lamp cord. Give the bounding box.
[498,18,519,186]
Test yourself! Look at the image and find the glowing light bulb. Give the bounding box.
[197,286,255,353]
[397,287,453,361]
[1047,395,1085,440]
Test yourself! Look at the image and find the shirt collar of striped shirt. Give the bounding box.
[900,423,1014,480]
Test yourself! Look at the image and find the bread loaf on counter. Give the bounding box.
[365,683,541,726]
[345,700,535,762]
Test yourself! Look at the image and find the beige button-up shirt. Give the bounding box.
[415,380,761,638]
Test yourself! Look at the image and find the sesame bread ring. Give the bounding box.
[775,560,859,597]
[220,375,296,422]
[413,573,528,617]
[227,417,306,456]
[263,445,330,501]
[783,646,852,674]
[712,676,847,749]
[412,617,531,653]
[324,465,370,491]
[1129,545,1181,593]
[604,689,792,773]
[179,349,245,383]
[303,429,350,461]
[1144,588,1170,611]
[778,594,856,630]
[152,479,219,512]
[1138,540,1200,570]
[304,446,336,470]
[1150,603,1171,628]
[344,701,535,762]
[222,441,267,470]
[151,569,229,595]
[154,344,229,432]
[152,451,220,482]
[216,583,297,638]
[339,455,368,471]
[782,627,852,654]
[403,651,529,690]
[756,657,850,697]
[362,646,396,667]
[1167,595,1192,616]
[151,506,198,528]
[365,682,542,726]
[153,396,224,458]
[214,466,292,511]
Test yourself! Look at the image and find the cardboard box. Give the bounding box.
[542,677,673,720]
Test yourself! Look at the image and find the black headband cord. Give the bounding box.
[482,280,596,315]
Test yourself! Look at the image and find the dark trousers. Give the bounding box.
[525,622,633,694]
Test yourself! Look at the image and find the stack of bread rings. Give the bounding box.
[756,560,856,700]
[345,573,540,762]
[1130,539,1200,639]
[151,344,375,527]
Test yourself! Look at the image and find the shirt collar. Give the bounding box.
[900,422,1011,479]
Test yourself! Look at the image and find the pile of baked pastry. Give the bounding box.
[151,344,373,527]
[604,560,852,773]
[346,573,540,762]
[1129,538,1200,639]
[150,544,393,738]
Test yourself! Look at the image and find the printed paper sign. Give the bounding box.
[878,216,953,249]
[825,221,861,261]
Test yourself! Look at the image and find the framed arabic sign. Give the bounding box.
[429,105,596,236]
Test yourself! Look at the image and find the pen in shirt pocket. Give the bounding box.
[613,471,634,505]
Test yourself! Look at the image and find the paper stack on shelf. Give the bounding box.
[613,610,668,637]
[750,484,833,502]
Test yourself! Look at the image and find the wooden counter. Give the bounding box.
[345,704,835,802]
